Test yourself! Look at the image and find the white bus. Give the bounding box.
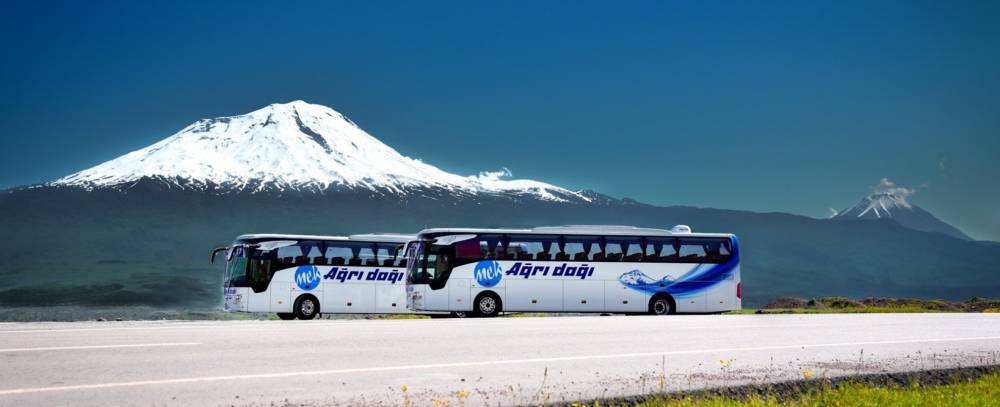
[213,233,415,320]
[406,225,741,317]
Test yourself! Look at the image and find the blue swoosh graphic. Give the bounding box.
[618,235,740,298]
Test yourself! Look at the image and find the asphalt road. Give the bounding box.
[1,313,999,406]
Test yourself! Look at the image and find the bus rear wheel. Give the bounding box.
[294,295,320,320]
[277,313,295,320]
[473,292,502,318]
[648,295,675,315]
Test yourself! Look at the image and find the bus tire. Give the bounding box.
[648,294,675,316]
[473,292,502,318]
[293,295,320,320]
[277,313,295,320]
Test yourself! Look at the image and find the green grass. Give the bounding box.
[616,372,1000,406]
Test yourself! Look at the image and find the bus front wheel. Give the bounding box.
[648,295,675,316]
[277,313,295,320]
[294,295,320,320]
[473,292,502,318]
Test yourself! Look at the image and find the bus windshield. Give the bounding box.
[406,241,455,290]
[224,246,249,288]
[222,244,272,293]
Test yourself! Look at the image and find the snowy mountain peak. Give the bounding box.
[832,178,971,240]
[835,178,915,219]
[51,101,592,202]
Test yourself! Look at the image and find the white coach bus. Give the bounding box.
[212,233,414,320]
[406,225,741,317]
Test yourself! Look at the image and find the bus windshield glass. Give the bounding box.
[406,240,456,289]
[224,246,249,288]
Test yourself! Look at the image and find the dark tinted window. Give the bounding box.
[563,236,600,261]
[678,238,732,263]
[605,237,643,261]
[477,234,503,259]
[506,235,559,261]
[644,238,678,262]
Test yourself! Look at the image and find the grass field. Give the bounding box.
[730,296,1000,315]
[622,371,1000,406]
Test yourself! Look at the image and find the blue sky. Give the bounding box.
[1,1,998,240]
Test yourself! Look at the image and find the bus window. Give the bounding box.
[327,245,351,266]
[392,244,408,267]
[536,237,559,260]
[705,238,733,263]
[311,245,329,265]
[645,237,678,262]
[276,245,303,267]
[225,246,249,287]
[426,243,454,290]
[376,244,395,267]
[678,238,732,263]
[478,234,502,259]
[506,236,535,260]
[506,235,559,261]
[605,237,642,262]
[604,239,624,261]
[360,245,378,266]
[563,236,600,261]
[455,237,482,260]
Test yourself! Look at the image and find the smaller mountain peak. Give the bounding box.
[832,178,971,240]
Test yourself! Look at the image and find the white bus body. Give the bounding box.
[406,226,741,316]
[214,233,415,319]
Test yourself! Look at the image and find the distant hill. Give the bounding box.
[1,101,997,311]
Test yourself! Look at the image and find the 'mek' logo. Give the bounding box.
[474,261,503,287]
[294,266,322,291]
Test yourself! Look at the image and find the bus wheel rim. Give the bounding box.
[301,300,315,315]
[480,298,495,314]
[655,301,667,314]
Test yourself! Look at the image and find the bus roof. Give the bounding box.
[416,225,734,239]
[236,233,415,243]
[347,233,415,243]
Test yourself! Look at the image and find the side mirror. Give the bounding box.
[211,247,228,264]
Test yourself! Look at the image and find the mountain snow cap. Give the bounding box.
[51,101,592,202]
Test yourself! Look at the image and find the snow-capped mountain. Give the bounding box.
[52,101,592,203]
[832,179,971,240]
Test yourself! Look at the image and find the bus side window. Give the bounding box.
[326,245,351,266]
[479,235,502,259]
[592,239,606,261]
[563,237,600,261]
[361,245,378,266]
[622,238,643,261]
[377,244,396,267]
[536,237,558,261]
[394,245,408,267]
[704,239,733,263]
[455,237,482,260]
[507,236,537,260]
[276,246,301,269]
[644,238,678,262]
[678,238,708,263]
[604,239,625,261]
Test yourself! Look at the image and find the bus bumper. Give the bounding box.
[406,284,424,310]
[223,287,247,312]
